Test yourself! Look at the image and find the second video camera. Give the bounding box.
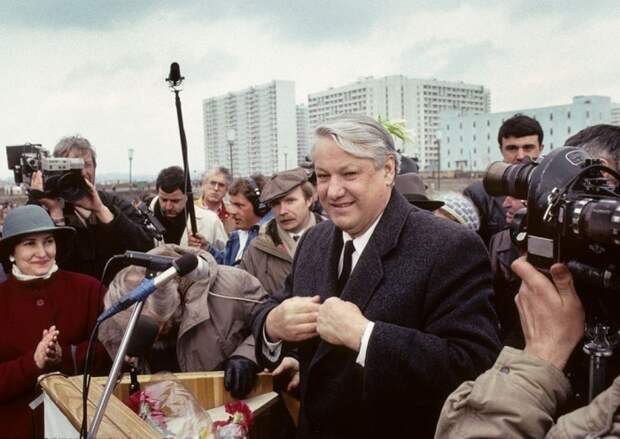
[484,146,620,293]
[6,143,89,202]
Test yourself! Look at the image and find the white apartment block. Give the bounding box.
[296,104,311,164]
[307,75,490,170]
[439,95,612,173]
[612,103,620,126]
[202,80,297,177]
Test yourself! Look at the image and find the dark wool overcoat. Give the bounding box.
[252,189,501,439]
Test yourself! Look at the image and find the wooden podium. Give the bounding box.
[39,371,277,438]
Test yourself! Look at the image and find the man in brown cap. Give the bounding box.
[394,173,444,211]
[240,167,321,294]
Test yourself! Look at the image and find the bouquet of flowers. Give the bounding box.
[128,377,212,438]
[210,401,253,439]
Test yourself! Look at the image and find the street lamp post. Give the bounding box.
[226,129,236,177]
[435,130,442,190]
[128,148,134,186]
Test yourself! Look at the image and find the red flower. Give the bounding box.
[224,401,253,429]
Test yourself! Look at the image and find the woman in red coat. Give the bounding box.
[0,205,109,438]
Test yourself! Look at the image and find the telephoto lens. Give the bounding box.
[483,158,537,199]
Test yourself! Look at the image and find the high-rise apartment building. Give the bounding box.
[307,75,490,170]
[202,80,297,177]
[296,104,311,164]
[611,103,620,126]
[439,95,612,173]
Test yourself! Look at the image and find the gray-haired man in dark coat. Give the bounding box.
[251,114,501,438]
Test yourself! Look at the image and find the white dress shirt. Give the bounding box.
[263,213,384,367]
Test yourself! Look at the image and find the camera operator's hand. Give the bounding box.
[74,178,114,224]
[224,356,259,399]
[188,232,209,250]
[511,257,585,370]
[30,171,64,220]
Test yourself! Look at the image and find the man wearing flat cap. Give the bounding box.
[240,168,321,294]
[394,172,444,211]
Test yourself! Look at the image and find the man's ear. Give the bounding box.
[384,155,396,185]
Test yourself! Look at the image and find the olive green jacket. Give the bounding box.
[435,347,620,438]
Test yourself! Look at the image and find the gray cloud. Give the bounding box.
[0,0,168,29]
[400,39,505,83]
[0,0,473,41]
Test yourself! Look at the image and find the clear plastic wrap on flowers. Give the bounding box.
[128,374,212,438]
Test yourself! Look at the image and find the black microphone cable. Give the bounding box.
[79,254,123,439]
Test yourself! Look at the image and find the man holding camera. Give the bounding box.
[434,256,620,438]
[464,114,544,245]
[31,136,153,280]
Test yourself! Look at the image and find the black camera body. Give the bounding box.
[6,143,88,202]
[484,147,620,294]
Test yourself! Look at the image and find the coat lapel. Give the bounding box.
[310,189,414,370]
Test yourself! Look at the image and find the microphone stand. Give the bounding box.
[166,62,197,234]
[89,267,159,438]
[88,300,146,438]
[583,323,617,402]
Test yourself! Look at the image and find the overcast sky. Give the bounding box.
[1,1,618,181]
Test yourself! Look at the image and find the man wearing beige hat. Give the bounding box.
[240,168,320,294]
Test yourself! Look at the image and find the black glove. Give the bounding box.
[224,356,259,399]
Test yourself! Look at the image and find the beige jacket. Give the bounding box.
[149,197,228,249]
[99,246,269,372]
[435,347,620,438]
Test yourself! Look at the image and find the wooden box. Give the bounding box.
[39,371,277,438]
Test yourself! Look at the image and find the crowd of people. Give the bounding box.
[0,116,619,438]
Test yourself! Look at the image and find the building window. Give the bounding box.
[586,110,590,118]
[473,148,477,154]
[567,111,571,119]
[487,147,491,154]
[487,133,490,140]
[567,126,571,134]
[487,120,490,126]
[550,142,553,150]
[549,113,553,121]
[473,135,476,141]
[550,127,554,136]
[473,121,476,128]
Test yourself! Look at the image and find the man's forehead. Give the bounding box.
[230,193,250,203]
[67,148,93,161]
[501,135,541,147]
[158,188,185,200]
[207,172,227,182]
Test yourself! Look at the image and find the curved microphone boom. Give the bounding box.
[97,254,198,323]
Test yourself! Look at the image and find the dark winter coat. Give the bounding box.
[60,191,154,281]
[252,189,501,439]
[463,180,507,246]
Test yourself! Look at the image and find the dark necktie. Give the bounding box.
[292,234,300,242]
[336,240,355,294]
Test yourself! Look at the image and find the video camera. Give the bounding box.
[6,143,88,202]
[484,146,620,294]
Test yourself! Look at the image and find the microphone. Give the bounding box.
[126,314,159,358]
[97,254,198,323]
[166,62,184,86]
[121,250,175,272]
